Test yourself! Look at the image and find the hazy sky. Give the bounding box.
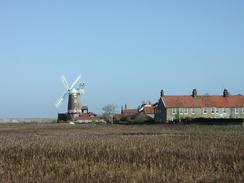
[0,0,243,118]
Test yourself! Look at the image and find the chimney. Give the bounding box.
[124,104,127,110]
[223,89,229,97]
[160,89,164,97]
[192,89,197,98]
[121,106,123,114]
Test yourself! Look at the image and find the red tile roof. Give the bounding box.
[78,113,99,120]
[78,112,98,120]
[143,106,155,114]
[162,95,244,108]
[122,109,138,116]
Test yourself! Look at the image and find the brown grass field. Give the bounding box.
[0,123,243,183]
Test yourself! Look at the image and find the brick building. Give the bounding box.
[121,104,138,117]
[155,89,244,123]
[138,102,157,119]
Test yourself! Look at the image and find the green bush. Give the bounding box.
[134,114,153,123]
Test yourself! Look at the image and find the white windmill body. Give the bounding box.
[56,74,85,121]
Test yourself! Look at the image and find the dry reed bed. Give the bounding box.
[0,124,243,182]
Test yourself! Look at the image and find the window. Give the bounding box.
[180,108,183,114]
[184,108,188,114]
[172,108,176,114]
[203,108,208,114]
[223,108,227,114]
[216,108,219,114]
[242,108,244,114]
[192,108,195,114]
[211,108,215,114]
[235,108,239,114]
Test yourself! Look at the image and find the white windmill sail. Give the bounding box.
[70,74,81,91]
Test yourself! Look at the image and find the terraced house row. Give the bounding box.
[155,89,244,123]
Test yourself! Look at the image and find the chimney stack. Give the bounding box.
[192,89,197,98]
[223,89,229,97]
[160,89,164,97]
[124,104,127,110]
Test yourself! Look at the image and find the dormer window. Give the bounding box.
[235,108,239,114]
[203,108,208,114]
[211,108,215,114]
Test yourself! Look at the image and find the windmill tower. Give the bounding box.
[56,74,85,120]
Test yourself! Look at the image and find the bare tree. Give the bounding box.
[102,104,117,124]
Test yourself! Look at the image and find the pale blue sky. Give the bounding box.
[0,0,243,118]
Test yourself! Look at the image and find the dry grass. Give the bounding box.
[0,123,243,183]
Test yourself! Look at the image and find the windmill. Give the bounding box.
[56,74,85,120]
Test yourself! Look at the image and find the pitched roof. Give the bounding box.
[143,105,155,114]
[81,106,88,110]
[162,95,244,108]
[78,113,99,120]
[122,109,138,115]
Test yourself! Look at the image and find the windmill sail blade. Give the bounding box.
[61,75,70,90]
[55,92,68,108]
[80,89,85,94]
[70,74,81,89]
[79,83,85,94]
[79,83,85,89]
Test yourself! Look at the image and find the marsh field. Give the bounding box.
[0,123,243,183]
